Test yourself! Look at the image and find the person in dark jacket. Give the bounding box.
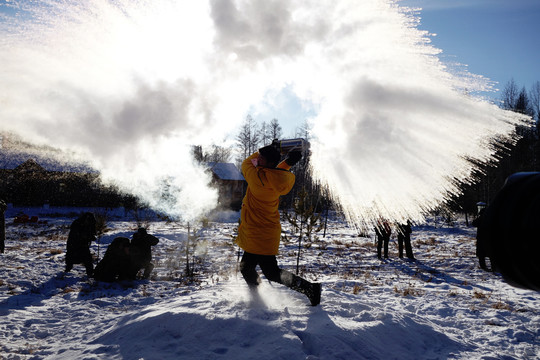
[93,237,132,282]
[375,219,392,259]
[65,212,96,277]
[129,228,159,279]
[397,220,414,260]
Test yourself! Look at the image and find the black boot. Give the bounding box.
[479,257,489,271]
[280,270,322,306]
[143,263,154,279]
[307,283,322,306]
[84,261,94,278]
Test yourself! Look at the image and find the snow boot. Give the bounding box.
[307,282,322,306]
[280,270,322,306]
[143,263,154,279]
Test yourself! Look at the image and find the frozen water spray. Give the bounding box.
[0,0,528,224]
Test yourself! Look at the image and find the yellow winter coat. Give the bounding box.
[236,152,295,255]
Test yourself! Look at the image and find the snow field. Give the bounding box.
[1,209,538,359]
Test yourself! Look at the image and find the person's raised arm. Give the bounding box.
[241,152,260,183]
[277,150,302,170]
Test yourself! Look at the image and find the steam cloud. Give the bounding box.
[0,0,528,224]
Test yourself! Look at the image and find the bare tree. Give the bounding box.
[259,120,272,147]
[191,145,207,163]
[208,145,232,163]
[295,119,311,140]
[259,118,284,145]
[235,115,260,164]
[269,118,283,140]
[501,78,519,110]
[192,144,233,164]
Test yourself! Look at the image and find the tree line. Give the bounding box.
[451,79,540,220]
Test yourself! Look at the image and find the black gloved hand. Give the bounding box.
[271,139,281,152]
[285,150,302,166]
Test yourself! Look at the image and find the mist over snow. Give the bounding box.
[0,0,530,224]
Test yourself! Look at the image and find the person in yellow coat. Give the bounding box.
[236,144,321,306]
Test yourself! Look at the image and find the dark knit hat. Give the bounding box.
[258,145,281,168]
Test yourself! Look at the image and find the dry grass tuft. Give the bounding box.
[491,301,512,311]
[473,290,488,299]
[394,283,424,297]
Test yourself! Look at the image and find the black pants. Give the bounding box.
[377,236,389,259]
[239,252,286,285]
[65,259,93,277]
[398,235,414,259]
[239,251,309,290]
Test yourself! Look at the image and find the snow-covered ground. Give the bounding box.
[1,207,538,360]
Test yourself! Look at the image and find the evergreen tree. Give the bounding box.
[453,79,540,216]
[515,87,533,115]
[529,81,540,122]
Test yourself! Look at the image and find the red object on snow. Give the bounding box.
[13,214,39,224]
[14,214,30,223]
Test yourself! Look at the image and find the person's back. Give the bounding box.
[65,212,96,276]
[236,144,321,306]
[397,221,414,260]
[236,157,295,256]
[94,237,131,282]
[129,228,159,279]
[67,213,95,250]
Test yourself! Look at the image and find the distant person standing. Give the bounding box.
[236,143,321,306]
[375,219,392,259]
[0,200,6,254]
[65,212,96,277]
[472,208,489,271]
[397,220,415,260]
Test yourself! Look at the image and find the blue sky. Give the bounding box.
[400,0,540,99]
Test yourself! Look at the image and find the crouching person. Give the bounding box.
[93,237,132,282]
[129,228,159,279]
[65,212,96,277]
